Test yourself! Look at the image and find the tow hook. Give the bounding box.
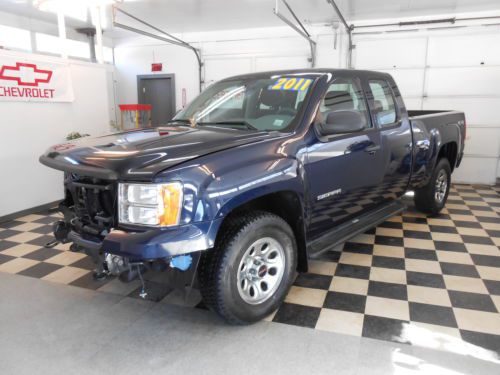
[105,254,128,276]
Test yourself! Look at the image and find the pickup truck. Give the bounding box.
[40,69,465,324]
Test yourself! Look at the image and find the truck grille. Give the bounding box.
[64,173,117,235]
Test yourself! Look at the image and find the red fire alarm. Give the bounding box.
[151,63,163,72]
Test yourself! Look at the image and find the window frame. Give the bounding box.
[313,75,375,142]
[366,78,401,129]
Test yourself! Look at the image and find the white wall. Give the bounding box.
[113,25,347,112]
[353,26,500,185]
[0,50,114,218]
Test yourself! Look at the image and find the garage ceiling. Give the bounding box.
[111,0,500,33]
[1,0,500,34]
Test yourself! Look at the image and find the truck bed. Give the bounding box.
[407,109,458,118]
[408,110,465,141]
[408,109,456,119]
[408,109,466,189]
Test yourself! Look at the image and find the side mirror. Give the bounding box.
[318,110,366,136]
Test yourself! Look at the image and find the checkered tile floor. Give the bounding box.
[1,184,499,356]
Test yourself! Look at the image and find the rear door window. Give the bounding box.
[368,80,397,127]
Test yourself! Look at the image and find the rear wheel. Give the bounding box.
[414,158,451,215]
[198,211,297,324]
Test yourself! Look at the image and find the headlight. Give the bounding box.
[118,182,183,227]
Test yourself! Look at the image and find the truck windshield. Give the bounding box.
[173,76,316,132]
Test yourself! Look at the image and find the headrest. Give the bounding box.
[260,89,286,107]
[324,90,354,110]
[373,100,384,112]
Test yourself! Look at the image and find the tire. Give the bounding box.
[414,158,451,215]
[198,211,297,324]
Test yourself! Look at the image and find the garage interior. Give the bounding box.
[0,0,499,374]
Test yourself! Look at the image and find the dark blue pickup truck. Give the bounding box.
[40,69,465,324]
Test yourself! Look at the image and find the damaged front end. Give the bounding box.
[53,172,201,300]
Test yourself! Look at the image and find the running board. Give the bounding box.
[307,200,406,258]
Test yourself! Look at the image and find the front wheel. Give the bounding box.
[198,211,297,324]
[414,158,451,215]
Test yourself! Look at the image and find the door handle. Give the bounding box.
[365,145,381,154]
[416,140,430,151]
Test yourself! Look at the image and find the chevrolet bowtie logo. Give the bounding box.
[0,62,53,87]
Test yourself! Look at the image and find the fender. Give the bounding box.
[208,156,307,218]
[410,112,462,189]
[425,124,463,180]
[410,119,442,188]
[155,133,309,228]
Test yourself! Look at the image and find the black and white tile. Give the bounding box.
[1,184,499,357]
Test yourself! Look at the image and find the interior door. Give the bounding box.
[306,76,385,240]
[138,75,176,126]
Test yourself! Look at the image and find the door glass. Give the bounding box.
[318,78,371,129]
[368,80,397,127]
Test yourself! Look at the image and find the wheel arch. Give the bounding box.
[215,189,308,273]
[437,141,458,172]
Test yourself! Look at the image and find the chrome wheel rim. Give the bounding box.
[236,237,286,305]
[435,169,448,203]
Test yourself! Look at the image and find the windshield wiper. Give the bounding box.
[197,121,259,131]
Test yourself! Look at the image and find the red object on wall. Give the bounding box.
[119,104,152,111]
[151,63,163,72]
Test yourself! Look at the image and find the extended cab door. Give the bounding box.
[364,76,413,202]
[306,75,386,240]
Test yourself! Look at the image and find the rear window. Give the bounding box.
[368,80,397,127]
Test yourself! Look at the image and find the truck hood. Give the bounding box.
[39,126,276,180]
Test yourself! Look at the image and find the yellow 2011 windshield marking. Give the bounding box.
[294,78,305,90]
[300,79,312,91]
[271,78,287,90]
[271,77,312,91]
[283,78,297,89]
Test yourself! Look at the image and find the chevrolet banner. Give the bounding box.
[0,56,74,102]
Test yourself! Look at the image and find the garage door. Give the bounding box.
[353,30,500,184]
[204,54,310,86]
[254,55,310,72]
[204,57,253,86]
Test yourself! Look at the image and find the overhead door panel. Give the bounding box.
[377,69,425,97]
[403,97,423,110]
[354,38,427,69]
[255,55,309,72]
[423,98,500,125]
[427,33,500,66]
[452,157,499,185]
[426,66,500,96]
[204,57,253,85]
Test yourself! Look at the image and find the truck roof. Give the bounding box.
[220,68,392,82]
